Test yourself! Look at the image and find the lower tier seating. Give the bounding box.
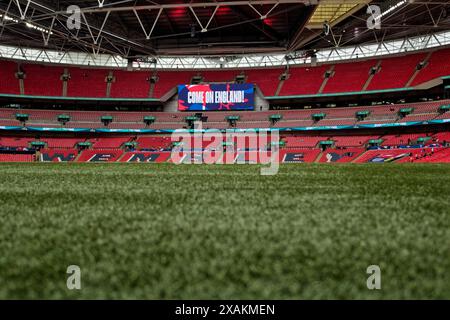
[0,130,449,163]
[0,153,35,162]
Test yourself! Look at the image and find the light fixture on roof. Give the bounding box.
[379,0,408,20]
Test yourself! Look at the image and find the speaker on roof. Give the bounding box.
[280,72,289,81]
[191,75,203,84]
[16,70,26,80]
[106,75,115,83]
[369,66,379,75]
[61,73,71,81]
[417,61,427,70]
[235,74,246,84]
[149,75,159,84]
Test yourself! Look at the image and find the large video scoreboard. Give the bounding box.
[178,83,254,111]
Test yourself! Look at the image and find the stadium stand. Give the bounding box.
[2,47,450,100]
[66,67,108,98]
[1,100,447,130]
[245,68,282,96]
[91,137,131,149]
[40,149,78,162]
[136,136,172,150]
[368,53,426,90]
[333,136,376,147]
[0,154,34,162]
[0,61,20,95]
[110,70,151,98]
[41,138,83,149]
[411,48,450,86]
[280,149,321,163]
[280,65,328,96]
[322,60,374,93]
[0,129,449,163]
[120,151,171,162]
[355,149,415,163]
[22,64,64,96]
[202,70,240,83]
[318,148,366,163]
[415,148,450,163]
[76,149,123,162]
[152,71,196,98]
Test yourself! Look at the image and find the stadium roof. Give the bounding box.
[0,0,449,59]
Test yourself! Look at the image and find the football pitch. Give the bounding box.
[0,163,449,299]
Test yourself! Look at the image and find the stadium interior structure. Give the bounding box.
[1,0,450,164]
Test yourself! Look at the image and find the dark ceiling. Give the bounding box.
[0,0,449,59]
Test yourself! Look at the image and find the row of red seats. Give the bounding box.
[0,136,173,150]
[354,148,434,163]
[282,132,443,149]
[414,148,450,163]
[1,48,449,98]
[1,130,447,152]
[0,99,447,130]
[0,153,34,162]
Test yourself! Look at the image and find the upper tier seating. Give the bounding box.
[110,70,151,98]
[22,64,64,96]
[323,60,374,93]
[411,48,450,86]
[245,68,282,96]
[280,65,328,96]
[0,61,20,94]
[152,71,196,98]
[368,53,426,90]
[202,70,240,83]
[67,68,108,98]
[1,48,450,99]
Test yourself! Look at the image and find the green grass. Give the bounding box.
[0,163,449,299]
